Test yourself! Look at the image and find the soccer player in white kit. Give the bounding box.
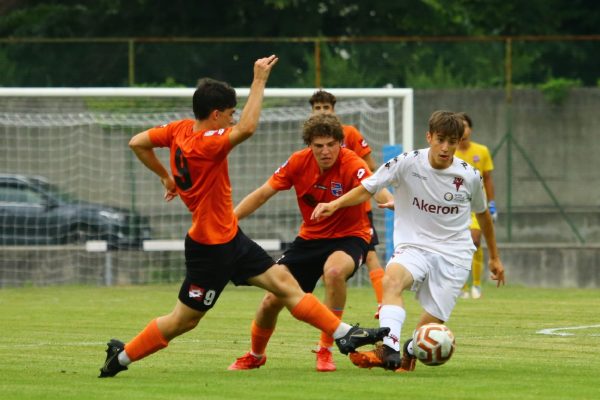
[311,110,505,372]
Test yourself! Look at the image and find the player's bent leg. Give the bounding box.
[248,263,306,306]
[249,264,388,355]
[157,300,206,340]
[375,263,413,368]
[228,313,278,371]
[228,288,285,371]
[322,250,355,310]
[99,302,206,378]
[366,250,384,310]
[317,251,355,372]
[254,292,285,329]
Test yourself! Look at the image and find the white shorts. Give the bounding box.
[387,246,469,321]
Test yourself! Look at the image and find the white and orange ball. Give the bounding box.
[412,323,455,366]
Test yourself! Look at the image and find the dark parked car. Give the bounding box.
[0,174,151,248]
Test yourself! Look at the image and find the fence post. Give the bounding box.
[314,39,321,87]
[128,39,135,86]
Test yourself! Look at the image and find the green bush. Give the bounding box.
[539,78,582,105]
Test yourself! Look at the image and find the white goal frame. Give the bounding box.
[0,87,414,150]
[0,87,413,285]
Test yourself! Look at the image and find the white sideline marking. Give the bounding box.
[536,324,600,336]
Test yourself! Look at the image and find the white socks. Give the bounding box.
[332,322,353,339]
[379,305,406,352]
[118,349,132,366]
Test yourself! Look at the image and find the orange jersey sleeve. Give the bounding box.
[269,148,372,242]
[342,125,371,159]
[343,125,373,212]
[148,120,237,244]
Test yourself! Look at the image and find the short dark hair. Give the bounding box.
[309,89,336,107]
[302,113,344,145]
[193,78,237,120]
[456,112,473,129]
[428,110,465,140]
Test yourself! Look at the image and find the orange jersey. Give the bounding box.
[149,119,237,245]
[269,147,372,242]
[342,124,373,212]
[342,125,371,159]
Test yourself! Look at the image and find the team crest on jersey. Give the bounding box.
[473,155,480,163]
[331,181,343,197]
[453,177,464,191]
[188,284,206,301]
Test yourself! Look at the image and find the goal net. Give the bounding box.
[0,88,413,287]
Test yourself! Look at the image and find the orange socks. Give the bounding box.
[250,320,275,356]
[369,268,384,304]
[291,293,340,337]
[319,309,344,348]
[124,319,169,362]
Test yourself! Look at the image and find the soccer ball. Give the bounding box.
[412,323,455,366]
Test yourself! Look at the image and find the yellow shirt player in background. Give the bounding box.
[455,112,497,299]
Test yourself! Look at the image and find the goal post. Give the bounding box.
[0,87,413,149]
[0,87,413,287]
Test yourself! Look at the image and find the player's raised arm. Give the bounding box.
[311,184,373,220]
[229,55,279,147]
[234,181,279,220]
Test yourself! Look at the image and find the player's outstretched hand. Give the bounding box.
[489,258,505,287]
[311,202,336,221]
[254,55,278,82]
[377,200,394,210]
[161,176,178,202]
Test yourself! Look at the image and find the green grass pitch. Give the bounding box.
[0,283,599,399]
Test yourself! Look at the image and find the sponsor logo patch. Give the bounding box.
[413,197,459,214]
[188,284,205,301]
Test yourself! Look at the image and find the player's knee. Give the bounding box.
[382,272,405,294]
[322,265,350,285]
[164,313,202,337]
[263,264,301,295]
[260,292,285,312]
[183,316,201,332]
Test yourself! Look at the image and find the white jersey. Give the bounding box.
[362,148,487,269]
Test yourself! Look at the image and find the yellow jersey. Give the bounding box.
[455,141,494,173]
[456,141,493,229]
